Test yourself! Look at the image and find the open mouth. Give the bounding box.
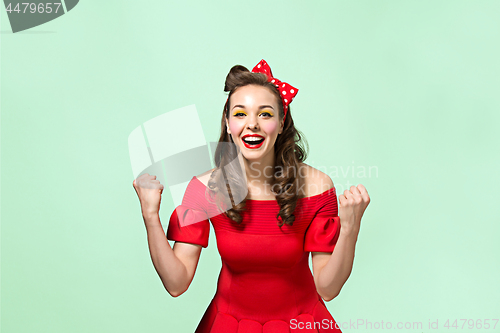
[242,136,265,149]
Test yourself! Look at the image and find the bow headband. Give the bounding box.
[226,59,299,121]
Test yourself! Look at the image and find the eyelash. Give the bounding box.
[233,111,273,118]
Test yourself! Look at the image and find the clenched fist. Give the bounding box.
[338,184,370,236]
[132,173,164,219]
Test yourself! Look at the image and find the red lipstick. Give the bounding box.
[241,134,265,149]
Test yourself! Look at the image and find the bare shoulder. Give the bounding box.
[195,168,215,187]
[298,163,334,197]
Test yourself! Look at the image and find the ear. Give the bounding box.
[225,118,231,134]
[278,118,284,135]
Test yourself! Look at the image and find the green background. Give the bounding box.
[2,1,499,332]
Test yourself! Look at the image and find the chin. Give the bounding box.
[241,148,272,162]
[241,151,264,161]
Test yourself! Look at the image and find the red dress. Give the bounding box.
[167,176,343,333]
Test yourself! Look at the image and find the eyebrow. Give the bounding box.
[231,105,275,111]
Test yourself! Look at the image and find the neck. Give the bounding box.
[242,150,276,188]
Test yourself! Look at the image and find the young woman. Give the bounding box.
[133,59,370,332]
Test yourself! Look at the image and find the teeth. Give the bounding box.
[243,137,264,142]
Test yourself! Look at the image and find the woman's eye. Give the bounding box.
[233,111,273,117]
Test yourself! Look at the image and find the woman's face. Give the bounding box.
[226,84,284,162]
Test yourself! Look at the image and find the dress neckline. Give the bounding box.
[192,176,334,203]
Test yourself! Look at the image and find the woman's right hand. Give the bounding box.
[132,173,164,219]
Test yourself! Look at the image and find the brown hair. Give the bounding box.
[207,64,309,227]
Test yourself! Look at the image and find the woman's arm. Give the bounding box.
[312,227,358,301]
[144,213,203,297]
[133,174,203,297]
[312,184,370,301]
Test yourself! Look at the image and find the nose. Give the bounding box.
[246,113,259,130]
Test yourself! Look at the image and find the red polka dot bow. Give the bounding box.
[251,59,298,121]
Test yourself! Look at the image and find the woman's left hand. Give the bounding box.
[338,184,370,236]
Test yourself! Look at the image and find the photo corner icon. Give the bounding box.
[3,0,79,33]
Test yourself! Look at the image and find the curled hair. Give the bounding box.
[208,64,309,227]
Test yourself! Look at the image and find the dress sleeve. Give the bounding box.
[166,177,210,248]
[304,188,341,253]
